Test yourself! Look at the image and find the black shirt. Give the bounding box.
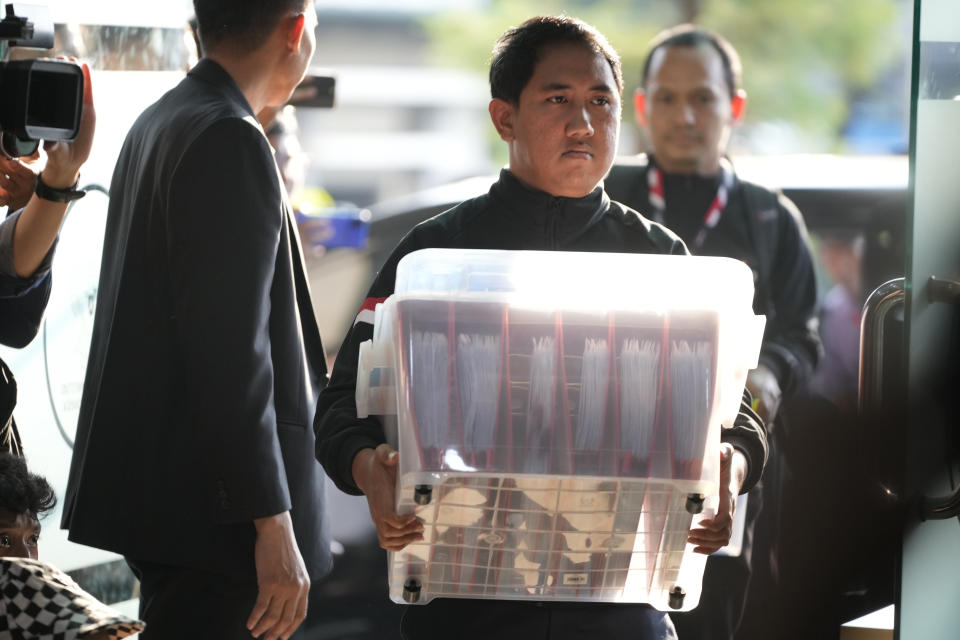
[316,168,768,497]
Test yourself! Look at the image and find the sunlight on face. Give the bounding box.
[503,43,621,198]
[0,508,41,560]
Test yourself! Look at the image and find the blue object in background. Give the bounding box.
[296,207,372,251]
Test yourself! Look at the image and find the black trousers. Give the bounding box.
[401,599,676,640]
[126,558,304,640]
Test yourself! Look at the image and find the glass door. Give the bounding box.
[899,0,960,637]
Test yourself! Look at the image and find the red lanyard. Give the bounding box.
[647,161,733,251]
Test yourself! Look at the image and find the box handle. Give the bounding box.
[355,339,396,417]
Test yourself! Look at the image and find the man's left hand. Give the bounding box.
[687,443,747,555]
[247,512,310,640]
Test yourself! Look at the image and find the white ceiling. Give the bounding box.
[45,0,195,28]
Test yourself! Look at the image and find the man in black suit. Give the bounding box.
[62,2,328,639]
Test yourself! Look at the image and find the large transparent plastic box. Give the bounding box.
[356,249,765,611]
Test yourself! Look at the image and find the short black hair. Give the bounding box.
[490,15,623,104]
[0,453,56,518]
[641,24,742,99]
[193,0,309,54]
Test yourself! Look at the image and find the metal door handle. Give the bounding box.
[858,278,905,414]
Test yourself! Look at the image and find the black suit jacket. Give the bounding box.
[62,59,331,580]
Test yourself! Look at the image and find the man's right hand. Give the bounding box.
[247,511,310,640]
[352,444,423,551]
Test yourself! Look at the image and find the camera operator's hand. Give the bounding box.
[41,60,95,189]
[11,61,95,278]
[0,151,39,212]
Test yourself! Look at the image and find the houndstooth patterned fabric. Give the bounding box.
[0,557,144,639]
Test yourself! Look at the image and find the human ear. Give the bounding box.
[731,89,747,123]
[489,98,516,142]
[285,13,306,53]
[633,90,647,128]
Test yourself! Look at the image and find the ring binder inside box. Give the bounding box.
[357,249,765,611]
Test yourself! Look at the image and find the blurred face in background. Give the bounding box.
[490,42,621,198]
[637,44,745,175]
[819,236,864,298]
[0,508,40,559]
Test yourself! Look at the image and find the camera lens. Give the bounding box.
[0,131,39,159]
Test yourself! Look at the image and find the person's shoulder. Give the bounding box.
[120,96,261,193]
[739,178,817,269]
[367,193,492,297]
[191,114,268,149]
[134,69,257,149]
[0,557,82,594]
[173,61,251,117]
[159,117,273,199]
[0,557,145,637]
[605,199,688,254]
[605,197,655,229]
[410,191,492,245]
[137,74,225,124]
[736,176,801,216]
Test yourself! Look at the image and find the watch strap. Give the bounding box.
[35,172,85,203]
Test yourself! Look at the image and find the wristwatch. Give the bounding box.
[35,172,86,203]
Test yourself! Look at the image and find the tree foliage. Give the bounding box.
[421,0,903,154]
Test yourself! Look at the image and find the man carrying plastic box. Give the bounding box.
[63,2,330,639]
[603,25,821,640]
[315,15,768,640]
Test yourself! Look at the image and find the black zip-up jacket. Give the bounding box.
[315,169,768,497]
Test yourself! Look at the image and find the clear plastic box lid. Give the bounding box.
[356,249,766,610]
[393,248,756,313]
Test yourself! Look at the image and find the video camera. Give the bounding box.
[0,3,82,158]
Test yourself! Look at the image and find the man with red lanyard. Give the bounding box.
[605,24,821,640]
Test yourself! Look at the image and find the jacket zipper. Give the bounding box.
[549,200,561,249]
